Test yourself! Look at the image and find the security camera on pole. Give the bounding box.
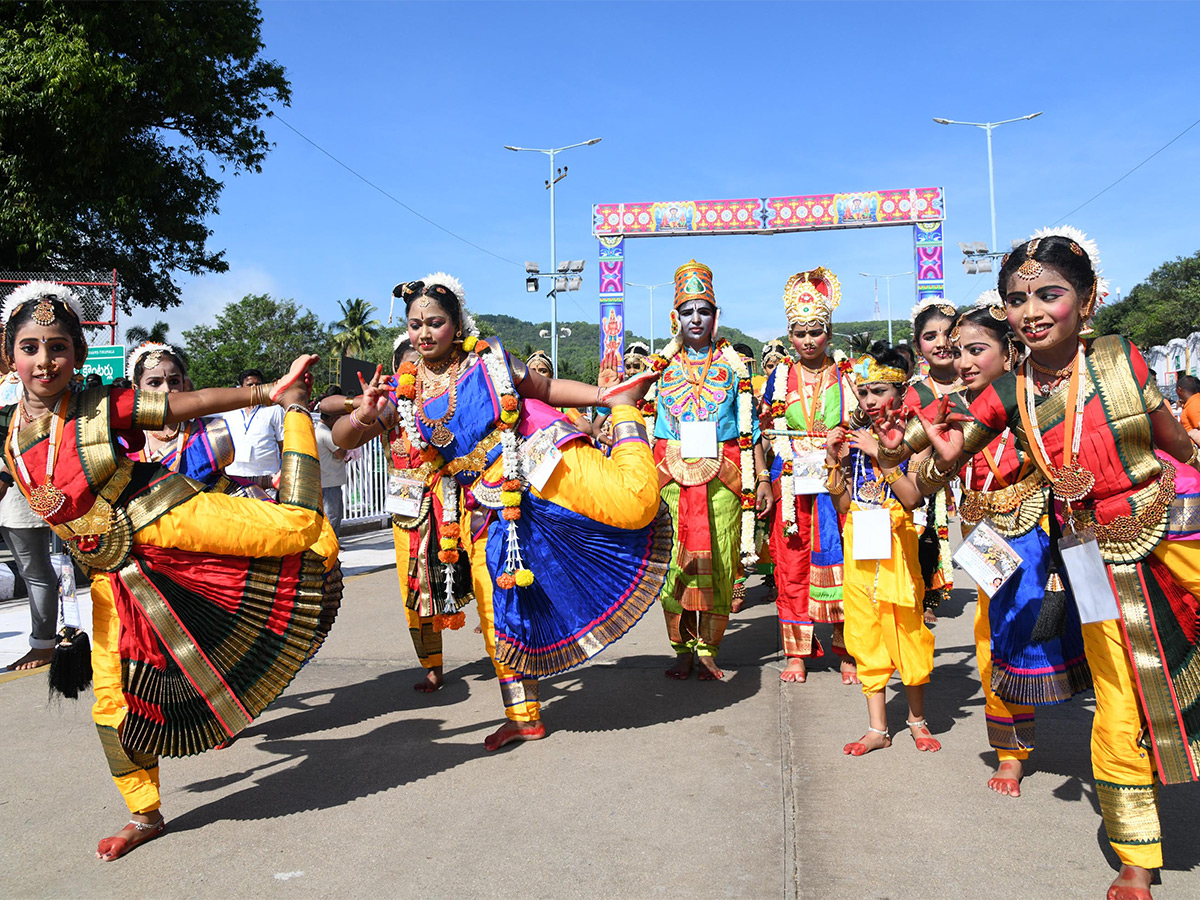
[505,138,602,377]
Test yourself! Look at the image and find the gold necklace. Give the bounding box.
[415,357,460,447]
[12,397,69,519]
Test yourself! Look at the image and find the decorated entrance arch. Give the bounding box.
[593,187,946,377]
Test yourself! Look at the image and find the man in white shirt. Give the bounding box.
[220,369,284,486]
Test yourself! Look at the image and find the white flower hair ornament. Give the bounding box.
[422,271,479,338]
[909,295,957,330]
[2,280,86,329]
[1029,225,1110,302]
[128,342,179,377]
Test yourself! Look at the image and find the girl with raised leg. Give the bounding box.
[337,274,669,750]
[0,282,337,860]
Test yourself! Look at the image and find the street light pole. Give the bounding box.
[504,138,603,377]
[859,271,914,344]
[625,281,671,354]
[932,112,1042,253]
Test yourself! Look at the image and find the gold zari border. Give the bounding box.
[1095,780,1161,845]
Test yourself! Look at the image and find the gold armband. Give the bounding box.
[882,467,904,485]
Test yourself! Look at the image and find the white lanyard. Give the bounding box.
[1024,345,1084,471]
[9,396,65,489]
[964,428,1010,493]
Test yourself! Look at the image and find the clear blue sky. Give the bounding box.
[151,0,1200,349]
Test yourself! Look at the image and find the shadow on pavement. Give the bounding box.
[168,651,765,832]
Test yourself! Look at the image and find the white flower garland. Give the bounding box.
[439,477,459,611]
[481,347,535,586]
[770,357,799,535]
[393,390,427,452]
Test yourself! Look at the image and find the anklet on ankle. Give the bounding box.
[867,725,889,739]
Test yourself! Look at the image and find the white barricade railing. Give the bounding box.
[342,438,390,525]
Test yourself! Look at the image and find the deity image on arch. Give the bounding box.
[653,201,695,232]
[600,306,626,379]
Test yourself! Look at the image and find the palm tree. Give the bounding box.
[331,298,380,360]
[125,320,171,346]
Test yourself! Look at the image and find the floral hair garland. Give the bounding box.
[648,333,758,565]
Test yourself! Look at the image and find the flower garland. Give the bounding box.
[476,342,536,591]
[649,333,758,565]
[768,356,798,535]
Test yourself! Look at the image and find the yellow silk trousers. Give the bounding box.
[393,522,444,669]
[91,409,332,814]
[974,589,1034,761]
[841,504,934,697]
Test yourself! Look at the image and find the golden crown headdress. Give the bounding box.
[783,267,841,327]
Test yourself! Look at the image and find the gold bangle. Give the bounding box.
[916,455,953,493]
[756,472,771,483]
[876,443,904,467]
[1187,446,1200,468]
[344,397,355,414]
[249,383,269,408]
[826,476,846,496]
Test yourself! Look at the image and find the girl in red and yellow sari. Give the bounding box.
[906,299,964,624]
[761,268,856,684]
[646,261,773,681]
[339,274,669,751]
[949,299,1092,797]
[825,344,939,757]
[0,282,337,861]
[890,229,1199,900]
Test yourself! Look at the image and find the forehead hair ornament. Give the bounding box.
[909,296,958,330]
[1015,239,1043,281]
[1,280,86,330]
[129,342,177,376]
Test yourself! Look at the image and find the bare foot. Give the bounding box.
[923,608,938,626]
[840,658,860,685]
[413,666,444,693]
[843,728,891,756]
[1107,865,1153,900]
[665,655,693,680]
[730,581,747,614]
[474,624,482,634]
[779,658,807,683]
[988,759,1023,797]
[484,719,546,752]
[96,813,166,861]
[697,657,724,680]
[5,647,53,671]
[907,718,941,752]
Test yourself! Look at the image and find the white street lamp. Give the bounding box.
[933,112,1042,254]
[859,271,914,344]
[504,139,603,377]
[625,280,672,354]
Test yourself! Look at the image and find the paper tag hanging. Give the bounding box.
[521,430,564,493]
[953,521,1024,598]
[53,553,81,629]
[679,420,718,459]
[1059,527,1120,623]
[790,445,829,495]
[851,507,892,560]
[385,473,425,517]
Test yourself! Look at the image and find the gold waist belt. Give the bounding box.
[1068,464,1175,563]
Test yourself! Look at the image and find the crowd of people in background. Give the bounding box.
[2,223,1197,900]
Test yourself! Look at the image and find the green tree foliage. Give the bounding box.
[182,294,329,388]
[1093,250,1200,348]
[124,320,171,347]
[0,2,290,309]
[330,298,380,359]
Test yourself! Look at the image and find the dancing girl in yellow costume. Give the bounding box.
[337,274,668,751]
[884,228,1200,900]
[0,282,337,861]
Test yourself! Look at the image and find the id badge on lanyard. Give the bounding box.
[679,420,718,459]
[385,474,425,517]
[1060,526,1119,623]
[953,521,1023,598]
[851,507,892,561]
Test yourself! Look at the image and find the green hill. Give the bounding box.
[362,313,915,384]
